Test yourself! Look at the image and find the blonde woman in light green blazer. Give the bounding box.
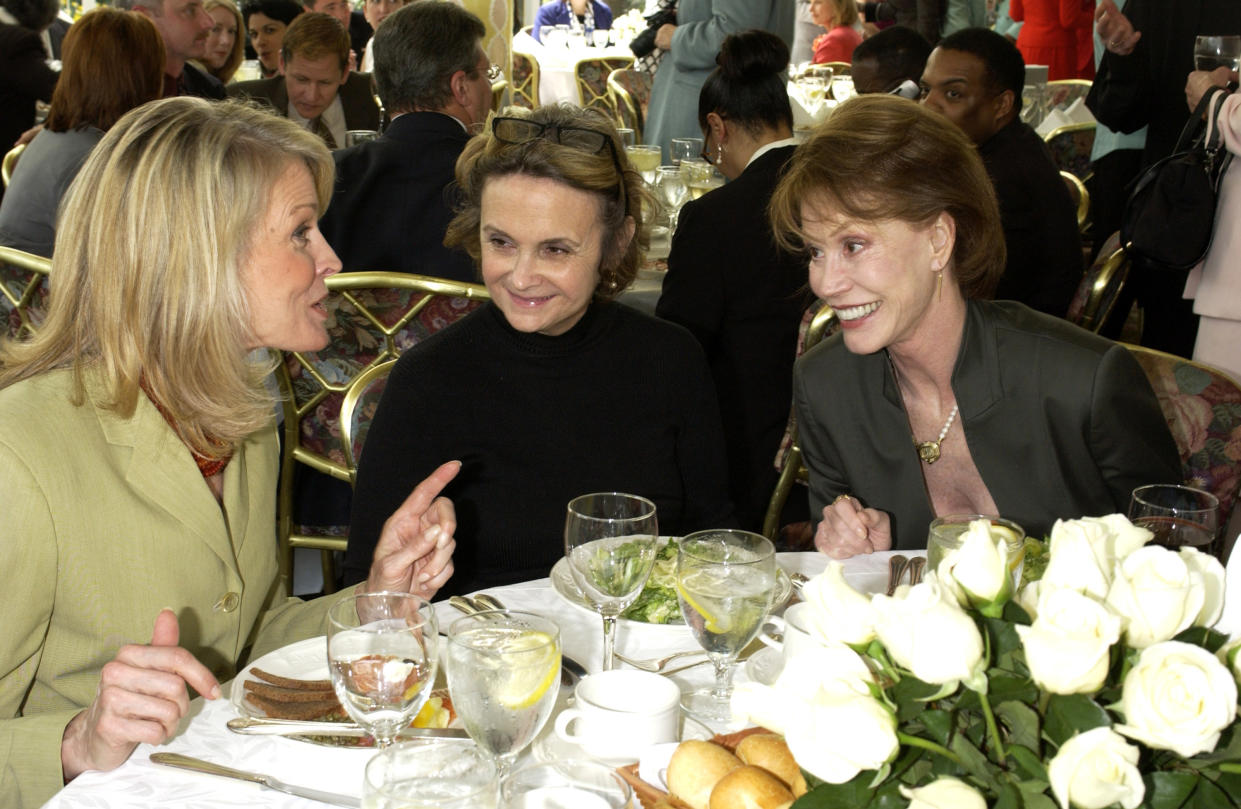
[0,97,460,808]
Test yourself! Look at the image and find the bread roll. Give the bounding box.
[667,740,743,809]
[708,765,795,809]
[735,734,807,797]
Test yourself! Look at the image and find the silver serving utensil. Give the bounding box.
[149,752,360,807]
[226,716,468,740]
[886,554,910,596]
[907,556,927,586]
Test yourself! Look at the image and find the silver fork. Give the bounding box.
[614,649,706,672]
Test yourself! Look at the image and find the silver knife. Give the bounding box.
[149,752,360,807]
[227,716,469,739]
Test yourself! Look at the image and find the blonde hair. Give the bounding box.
[0,97,334,457]
[204,0,246,83]
[832,0,859,28]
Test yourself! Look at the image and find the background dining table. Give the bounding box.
[512,30,636,108]
[39,550,917,809]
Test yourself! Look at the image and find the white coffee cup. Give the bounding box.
[553,669,680,762]
[757,602,822,663]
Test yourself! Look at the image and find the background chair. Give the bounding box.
[1045,78,1092,111]
[276,271,488,592]
[762,302,839,544]
[607,67,652,140]
[1066,231,1129,334]
[2,143,25,187]
[821,61,850,75]
[510,49,540,109]
[574,55,634,116]
[1124,344,1241,531]
[339,359,396,483]
[1044,122,1096,180]
[1060,170,1091,235]
[0,245,51,339]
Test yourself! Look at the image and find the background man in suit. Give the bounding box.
[119,0,225,98]
[317,1,489,281]
[920,27,1082,318]
[300,0,370,68]
[228,11,380,148]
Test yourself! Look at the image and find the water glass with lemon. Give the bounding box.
[926,514,1027,587]
[676,529,776,723]
[445,611,561,779]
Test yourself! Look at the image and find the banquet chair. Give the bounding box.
[1045,79,1092,111]
[491,78,508,113]
[276,272,489,591]
[510,49,540,109]
[1123,344,1241,530]
[821,61,850,75]
[2,142,24,186]
[339,359,396,484]
[762,302,840,544]
[1060,170,1091,234]
[0,244,51,339]
[574,55,634,116]
[608,67,653,140]
[1066,231,1128,334]
[1044,122,1096,180]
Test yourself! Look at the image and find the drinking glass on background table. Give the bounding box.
[797,75,828,113]
[592,28,610,48]
[501,760,633,809]
[1194,35,1241,73]
[676,529,776,723]
[326,591,438,749]
[363,739,497,809]
[926,515,1026,586]
[670,137,704,166]
[564,492,659,670]
[1129,483,1220,553]
[655,165,689,230]
[831,75,856,102]
[680,158,724,199]
[624,143,662,184]
[446,610,561,779]
[615,127,636,148]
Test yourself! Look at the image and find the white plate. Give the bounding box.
[531,699,713,768]
[550,559,793,629]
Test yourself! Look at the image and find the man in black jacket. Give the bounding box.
[120,0,226,99]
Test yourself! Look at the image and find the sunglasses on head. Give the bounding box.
[490,116,628,211]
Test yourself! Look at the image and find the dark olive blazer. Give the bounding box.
[227,71,380,132]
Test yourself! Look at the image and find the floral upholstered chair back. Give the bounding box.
[339,359,395,485]
[1126,344,1241,526]
[607,67,653,139]
[574,55,634,116]
[0,246,51,340]
[1044,122,1096,180]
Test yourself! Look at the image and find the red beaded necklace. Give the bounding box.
[140,382,232,478]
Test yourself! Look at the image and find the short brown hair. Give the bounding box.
[445,104,650,298]
[770,95,1003,299]
[280,10,349,72]
[44,8,164,133]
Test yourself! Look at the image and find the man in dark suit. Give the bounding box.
[920,28,1082,318]
[318,1,491,281]
[228,11,379,148]
[300,0,370,68]
[119,0,225,99]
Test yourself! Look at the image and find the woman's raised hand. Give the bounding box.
[1095,0,1140,56]
[60,610,219,781]
[366,460,460,600]
[814,495,892,559]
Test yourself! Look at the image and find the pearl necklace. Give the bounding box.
[914,403,958,465]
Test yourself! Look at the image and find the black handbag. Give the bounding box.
[1121,86,1234,271]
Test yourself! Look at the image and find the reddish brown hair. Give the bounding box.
[45,8,165,134]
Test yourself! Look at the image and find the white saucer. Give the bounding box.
[531,700,712,768]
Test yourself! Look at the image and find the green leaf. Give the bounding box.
[1043,694,1112,747]
[1171,625,1231,653]
[989,674,1040,705]
[949,733,1000,792]
[919,710,954,746]
[892,676,948,722]
[1144,771,1197,809]
[993,781,1023,809]
[1003,597,1034,626]
[1007,743,1049,782]
[1188,776,1236,809]
[1018,789,1058,809]
[1185,725,1241,768]
[995,701,1041,751]
[1214,771,1241,804]
[792,777,871,809]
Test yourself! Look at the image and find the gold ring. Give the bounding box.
[1110,40,1120,47]
[832,494,852,505]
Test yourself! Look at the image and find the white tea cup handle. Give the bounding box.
[554,709,587,744]
[757,615,787,652]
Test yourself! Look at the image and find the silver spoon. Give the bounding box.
[886,554,910,596]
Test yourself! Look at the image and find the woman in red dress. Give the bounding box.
[810,0,863,64]
[1010,0,1095,80]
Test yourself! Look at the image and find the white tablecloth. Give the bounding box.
[42,551,917,809]
[514,31,634,108]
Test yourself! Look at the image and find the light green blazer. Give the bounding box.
[0,366,348,808]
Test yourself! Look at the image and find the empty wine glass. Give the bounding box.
[676,529,776,723]
[564,492,659,670]
[445,610,561,780]
[655,165,689,230]
[1129,483,1220,555]
[670,137,704,166]
[364,739,498,809]
[615,127,636,148]
[326,591,438,748]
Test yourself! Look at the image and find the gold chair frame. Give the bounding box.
[761,304,839,542]
[510,49,540,109]
[2,143,25,187]
[1076,242,1129,333]
[339,358,397,484]
[1060,170,1091,234]
[607,68,642,140]
[574,55,634,116]
[0,245,52,338]
[276,271,489,591]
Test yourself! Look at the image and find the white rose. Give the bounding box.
[1179,547,1226,628]
[1042,519,1114,599]
[800,561,878,646]
[730,642,875,733]
[1114,641,1238,758]
[1048,727,1144,809]
[871,572,984,689]
[1016,588,1121,694]
[899,777,987,809]
[783,689,898,784]
[937,518,1012,610]
[1015,579,1041,621]
[1105,546,1206,648]
[1081,514,1152,559]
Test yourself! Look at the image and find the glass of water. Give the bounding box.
[655,165,689,230]
[670,137,704,166]
[624,144,662,184]
[363,739,497,809]
[676,529,776,723]
[501,759,633,809]
[445,610,561,779]
[1194,35,1241,73]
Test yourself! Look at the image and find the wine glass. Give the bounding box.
[615,127,637,148]
[655,165,689,231]
[676,529,777,723]
[363,739,498,809]
[670,137,704,166]
[1194,35,1241,73]
[1129,483,1220,555]
[326,591,438,748]
[445,610,561,780]
[680,158,724,200]
[797,75,828,113]
[501,760,633,808]
[564,492,659,671]
[624,144,662,185]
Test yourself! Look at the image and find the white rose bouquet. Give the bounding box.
[731,515,1241,809]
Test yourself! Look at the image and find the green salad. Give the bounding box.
[620,539,684,624]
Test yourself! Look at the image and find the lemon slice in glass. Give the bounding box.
[493,630,560,710]
[677,580,727,634]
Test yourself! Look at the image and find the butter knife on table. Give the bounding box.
[227,716,469,740]
[149,752,360,807]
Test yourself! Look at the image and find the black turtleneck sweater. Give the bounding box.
[343,300,735,595]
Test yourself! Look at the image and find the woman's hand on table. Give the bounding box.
[60,610,220,782]
[365,460,460,601]
[814,495,892,559]
[1186,67,1237,111]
